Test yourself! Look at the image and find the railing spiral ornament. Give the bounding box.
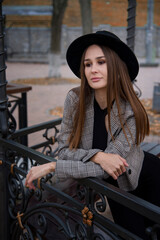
[75,221,87,239]
[76,184,87,201]
[8,171,34,220]
[93,192,107,213]
[42,126,59,156]
[7,107,17,134]
[28,125,60,157]
[145,224,160,240]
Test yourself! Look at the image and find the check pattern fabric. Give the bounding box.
[55,87,144,191]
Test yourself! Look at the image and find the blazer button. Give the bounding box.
[128,169,132,175]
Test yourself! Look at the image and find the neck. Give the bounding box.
[95,88,107,109]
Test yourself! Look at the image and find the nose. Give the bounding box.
[91,63,98,73]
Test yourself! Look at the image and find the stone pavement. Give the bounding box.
[6,61,160,145]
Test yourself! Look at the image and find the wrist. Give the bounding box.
[49,161,56,172]
[91,152,103,164]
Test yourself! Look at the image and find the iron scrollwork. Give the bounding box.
[7,107,17,134]
[92,192,107,213]
[41,126,59,157]
[146,224,160,240]
[5,149,87,239]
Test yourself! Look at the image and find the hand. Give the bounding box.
[91,152,129,180]
[25,161,56,190]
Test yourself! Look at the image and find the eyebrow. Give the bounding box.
[84,56,105,62]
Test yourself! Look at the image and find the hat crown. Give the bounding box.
[95,30,120,41]
[66,30,139,81]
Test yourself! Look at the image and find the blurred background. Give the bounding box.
[3,0,160,65]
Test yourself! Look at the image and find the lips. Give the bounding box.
[91,77,101,82]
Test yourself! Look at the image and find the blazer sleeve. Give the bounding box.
[55,159,109,180]
[58,89,103,162]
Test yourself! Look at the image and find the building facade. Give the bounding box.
[3,0,160,63]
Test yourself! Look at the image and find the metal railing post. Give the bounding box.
[146,0,154,64]
[0,0,7,136]
[127,0,142,98]
[0,0,10,239]
[127,0,137,52]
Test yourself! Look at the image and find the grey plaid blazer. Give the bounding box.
[55,87,144,191]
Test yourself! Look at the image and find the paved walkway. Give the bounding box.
[6,61,160,145]
[6,61,160,99]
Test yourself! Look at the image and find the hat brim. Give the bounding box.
[66,32,139,81]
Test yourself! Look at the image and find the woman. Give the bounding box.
[25,31,160,239]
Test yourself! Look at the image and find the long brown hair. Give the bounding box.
[68,45,149,149]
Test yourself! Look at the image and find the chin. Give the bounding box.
[90,84,107,90]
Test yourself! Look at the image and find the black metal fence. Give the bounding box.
[0,0,159,239]
[1,120,160,239]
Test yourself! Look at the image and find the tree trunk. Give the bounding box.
[79,0,93,34]
[48,0,68,78]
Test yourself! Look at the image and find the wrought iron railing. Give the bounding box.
[1,119,160,239]
[0,138,159,239]
[10,118,62,155]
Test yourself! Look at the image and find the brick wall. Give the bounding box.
[5,16,51,28]
[3,0,160,61]
[3,0,52,6]
[3,0,160,28]
[154,0,160,26]
[92,0,128,27]
[63,0,128,27]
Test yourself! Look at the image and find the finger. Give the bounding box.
[25,176,32,186]
[28,182,36,190]
[30,182,36,190]
[26,175,36,189]
[112,170,119,179]
[25,173,36,190]
[25,175,29,187]
[124,162,129,167]
[116,168,123,175]
[25,175,31,187]
[120,165,126,173]
[119,157,129,167]
[111,173,118,180]
[25,181,35,190]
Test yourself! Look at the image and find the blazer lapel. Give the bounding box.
[80,92,94,150]
[108,100,126,143]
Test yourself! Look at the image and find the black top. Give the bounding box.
[92,98,108,151]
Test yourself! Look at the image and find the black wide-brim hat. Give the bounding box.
[66,30,139,81]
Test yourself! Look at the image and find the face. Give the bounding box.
[84,44,107,91]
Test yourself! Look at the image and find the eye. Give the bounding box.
[98,60,106,65]
[84,62,92,67]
